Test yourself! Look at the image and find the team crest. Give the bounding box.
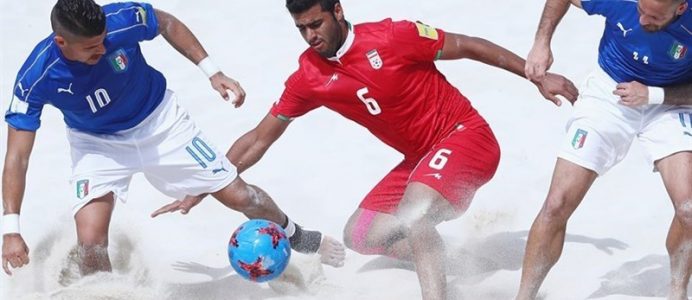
[366,49,383,70]
[109,49,129,73]
[668,41,688,60]
[571,129,588,150]
[76,179,89,199]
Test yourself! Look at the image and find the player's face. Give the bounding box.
[55,31,107,65]
[291,3,346,58]
[638,0,688,32]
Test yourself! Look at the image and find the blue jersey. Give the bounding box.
[5,2,166,134]
[582,0,692,86]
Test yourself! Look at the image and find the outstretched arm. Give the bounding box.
[2,128,35,275]
[525,0,582,81]
[440,33,578,105]
[228,113,290,174]
[154,9,246,106]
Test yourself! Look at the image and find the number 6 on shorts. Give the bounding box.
[429,149,452,170]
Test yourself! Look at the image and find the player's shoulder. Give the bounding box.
[102,2,150,16]
[15,35,61,88]
[354,18,395,34]
[355,18,433,40]
[103,2,154,31]
[582,0,638,12]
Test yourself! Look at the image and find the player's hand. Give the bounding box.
[525,42,554,82]
[613,81,649,107]
[150,194,208,218]
[533,72,579,106]
[2,233,30,275]
[210,72,246,108]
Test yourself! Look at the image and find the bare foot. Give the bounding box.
[318,235,345,268]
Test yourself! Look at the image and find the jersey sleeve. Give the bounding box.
[105,2,160,42]
[270,70,320,121]
[5,80,46,131]
[389,20,446,63]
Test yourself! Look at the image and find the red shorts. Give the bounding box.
[358,125,500,214]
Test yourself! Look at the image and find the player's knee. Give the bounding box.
[77,229,108,248]
[78,235,108,250]
[343,219,385,255]
[674,198,692,227]
[219,180,261,212]
[539,193,575,223]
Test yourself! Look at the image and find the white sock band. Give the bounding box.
[284,218,296,238]
[648,86,665,104]
[2,214,20,235]
[197,57,220,78]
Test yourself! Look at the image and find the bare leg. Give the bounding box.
[211,177,285,222]
[396,182,457,300]
[656,152,692,300]
[74,193,115,275]
[516,159,597,300]
[343,208,413,260]
[212,177,345,267]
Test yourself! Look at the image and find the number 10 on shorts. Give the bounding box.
[186,137,217,168]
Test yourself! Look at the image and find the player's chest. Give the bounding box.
[608,18,692,67]
[307,52,412,116]
[50,47,138,112]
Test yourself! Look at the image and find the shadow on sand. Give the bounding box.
[163,262,277,299]
[588,254,691,299]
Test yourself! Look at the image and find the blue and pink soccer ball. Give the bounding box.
[228,219,291,282]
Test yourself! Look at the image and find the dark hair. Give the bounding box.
[50,0,105,37]
[286,0,340,14]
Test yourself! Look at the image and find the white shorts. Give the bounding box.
[559,67,692,175]
[67,90,236,215]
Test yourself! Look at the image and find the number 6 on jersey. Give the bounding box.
[356,87,382,115]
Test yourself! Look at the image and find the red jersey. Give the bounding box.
[271,19,488,157]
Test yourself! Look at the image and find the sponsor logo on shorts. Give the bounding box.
[424,173,442,180]
[212,163,229,175]
[571,129,588,150]
[76,179,89,199]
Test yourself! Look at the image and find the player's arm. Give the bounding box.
[525,0,582,81]
[227,113,290,174]
[615,81,692,106]
[154,9,246,106]
[439,33,578,105]
[2,127,35,275]
[661,83,692,105]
